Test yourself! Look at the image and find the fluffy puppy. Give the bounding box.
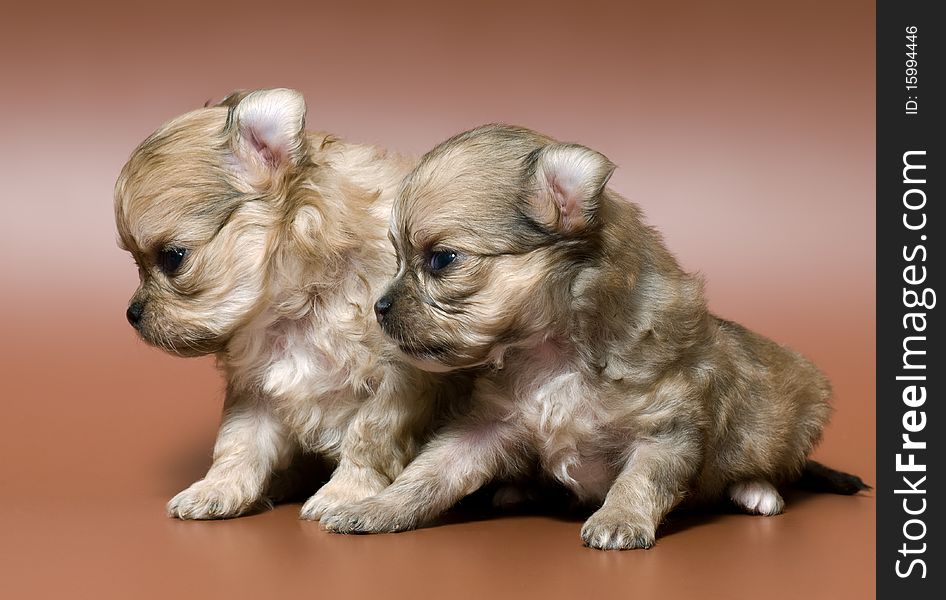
[322,124,868,548]
[115,88,445,520]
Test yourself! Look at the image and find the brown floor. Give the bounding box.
[0,1,874,598]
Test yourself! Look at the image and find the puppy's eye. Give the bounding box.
[427,250,457,272]
[157,246,188,275]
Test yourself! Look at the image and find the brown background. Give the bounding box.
[0,1,874,598]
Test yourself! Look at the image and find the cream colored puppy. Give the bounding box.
[115,89,445,520]
[322,124,868,549]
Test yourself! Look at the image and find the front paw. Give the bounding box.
[580,506,656,550]
[168,478,262,520]
[299,469,388,521]
[320,498,417,534]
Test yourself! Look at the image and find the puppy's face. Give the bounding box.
[115,89,308,356]
[376,125,614,370]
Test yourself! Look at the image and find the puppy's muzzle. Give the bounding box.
[126,301,144,329]
[374,295,393,324]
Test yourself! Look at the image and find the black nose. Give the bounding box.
[126,302,144,328]
[374,296,393,322]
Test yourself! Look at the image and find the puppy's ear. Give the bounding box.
[227,88,307,187]
[530,144,615,234]
[213,89,251,108]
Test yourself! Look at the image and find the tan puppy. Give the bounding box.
[115,88,445,520]
[322,124,868,549]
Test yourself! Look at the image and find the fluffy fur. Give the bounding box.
[321,124,867,549]
[114,88,449,520]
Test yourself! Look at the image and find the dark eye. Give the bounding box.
[427,250,457,272]
[157,246,187,275]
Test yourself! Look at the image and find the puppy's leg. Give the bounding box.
[321,418,518,533]
[168,386,291,519]
[728,479,784,515]
[300,370,431,520]
[299,454,390,521]
[581,429,700,550]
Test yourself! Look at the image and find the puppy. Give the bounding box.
[115,88,445,520]
[321,124,868,548]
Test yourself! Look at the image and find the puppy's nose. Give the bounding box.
[374,296,393,322]
[126,302,144,328]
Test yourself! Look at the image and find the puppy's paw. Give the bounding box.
[729,479,784,516]
[167,478,262,520]
[320,498,417,534]
[580,507,656,550]
[299,469,389,521]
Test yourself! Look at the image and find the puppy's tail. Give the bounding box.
[795,460,871,495]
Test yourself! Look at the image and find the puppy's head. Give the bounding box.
[376,125,614,370]
[115,88,308,356]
